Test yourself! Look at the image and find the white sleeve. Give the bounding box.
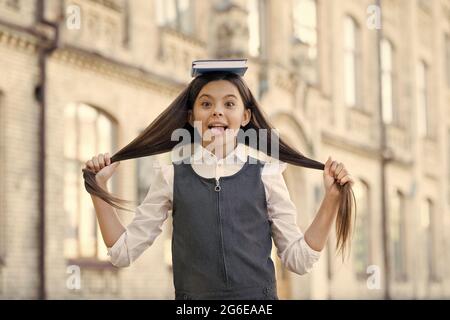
[262,162,321,275]
[106,164,173,267]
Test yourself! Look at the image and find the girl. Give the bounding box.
[83,71,355,300]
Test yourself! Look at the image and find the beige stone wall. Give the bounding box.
[0,24,40,298]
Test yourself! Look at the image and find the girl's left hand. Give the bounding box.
[323,156,354,198]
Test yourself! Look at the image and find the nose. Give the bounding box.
[212,110,223,117]
[212,105,224,117]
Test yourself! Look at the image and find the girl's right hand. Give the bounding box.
[84,153,120,185]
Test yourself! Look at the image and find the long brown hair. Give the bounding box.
[82,71,356,258]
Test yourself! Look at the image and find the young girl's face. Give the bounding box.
[189,80,251,149]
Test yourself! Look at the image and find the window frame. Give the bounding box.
[381,38,397,125]
[448,128,450,205]
[0,91,5,267]
[292,0,318,60]
[352,179,371,281]
[247,0,263,58]
[155,0,195,35]
[421,198,440,282]
[446,33,450,88]
[343,15,362,109]
[390,190,408,282]
[63,102,118,266]
[417,60,429,138]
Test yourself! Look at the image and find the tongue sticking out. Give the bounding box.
[210,126,225,135]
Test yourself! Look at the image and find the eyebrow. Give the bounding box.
[198,94,238,100]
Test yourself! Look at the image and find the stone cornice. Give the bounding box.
[321,130,381,159]
[159,26,206,48]
[321,130,414,167]
[0,20,188,96]
[82,0,123,12]
[0,24,39,54]
[52,45,186,95]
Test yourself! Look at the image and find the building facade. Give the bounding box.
[0,0,449,299]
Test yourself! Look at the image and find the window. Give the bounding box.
[344,16,361,108]
[155,0,194,35]
[417,61,429,137]
[293,0,317,60]
[446,34,450,88]
[64,103,117,261]
[353,179,371,279]
[420,199,438,281]
[390,190,407,281]
[381,38,396,124]
[0,91,4,265]
[448,129,450,205]
[247,0,262,57]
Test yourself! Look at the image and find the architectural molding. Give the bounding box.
[53,45,186,95]
[159,26,206,48]
[0,25,39,53]
[81,0,124,13]
[322,130,380,159]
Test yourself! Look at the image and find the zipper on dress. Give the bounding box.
[215,177,228,284]
[215,178,221,192]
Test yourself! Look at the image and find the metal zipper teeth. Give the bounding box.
[215,178,228,285]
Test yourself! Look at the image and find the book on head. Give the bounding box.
[191,58,248,77]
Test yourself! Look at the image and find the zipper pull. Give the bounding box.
[215,178,221,192]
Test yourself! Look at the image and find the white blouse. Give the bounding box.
[107,143,321,275]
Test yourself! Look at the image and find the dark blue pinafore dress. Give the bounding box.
[171,156,278,300]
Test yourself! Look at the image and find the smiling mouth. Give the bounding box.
[208,125,228,129]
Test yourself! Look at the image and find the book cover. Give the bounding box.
[191,59,248,77]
